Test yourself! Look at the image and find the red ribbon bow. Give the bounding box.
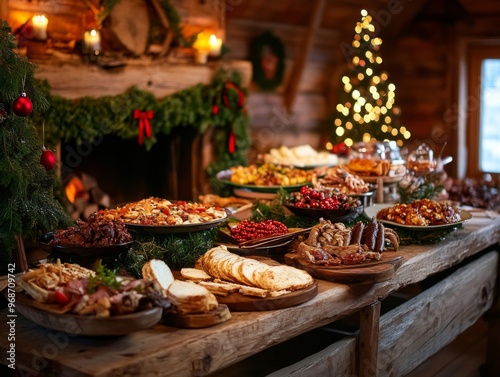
[228,127,236,154]
[222,82,245,109]
[133,109,153,145]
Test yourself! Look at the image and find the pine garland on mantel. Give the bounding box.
[35,68,250,176]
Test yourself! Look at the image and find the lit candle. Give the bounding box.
[83,30,101,55]
[32,15,48,41]
[193,31,211,64]
[193,31,210,52]
[208,34,222,57]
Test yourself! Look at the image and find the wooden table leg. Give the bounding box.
[376,177,384,203]
[359,301,381,377]
[482,245,500,377]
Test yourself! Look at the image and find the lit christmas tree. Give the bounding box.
[329,9,411,149]
[0,20,71,269]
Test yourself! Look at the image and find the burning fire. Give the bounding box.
[65,176,88,204]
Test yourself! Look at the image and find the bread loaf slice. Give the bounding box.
[198,246,314,292]
[142,259,174,291]
[258,265,313,291]
[198,281,240,296]
[180,268,212,282]
[167,280,218,314]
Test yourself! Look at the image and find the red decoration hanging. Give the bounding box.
[222,82,245,109]
[228,127,236,154]
[40,146,57,171]
[12,92,33,117]
[212,104,219,115]
[133,109,153,145]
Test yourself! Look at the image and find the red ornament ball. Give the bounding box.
[40,147,57,171]
[12,93,33,117]
[332,142,349,156]
[212,105,219,115]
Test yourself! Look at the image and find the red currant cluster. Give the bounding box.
[288,186,361,210]
[230,219,288,242]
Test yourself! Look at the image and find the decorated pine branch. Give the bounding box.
[0,20,71,268]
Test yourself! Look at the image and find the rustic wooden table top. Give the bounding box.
[1,211,499,377]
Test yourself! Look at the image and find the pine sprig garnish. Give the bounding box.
[250,190,324,229]
[88,261,121,293]
[391,224,463,246]
[397,171,446,204]
[122,228,219,276]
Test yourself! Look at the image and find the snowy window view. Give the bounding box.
[479,59,500,173]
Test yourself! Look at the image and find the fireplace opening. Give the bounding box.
[60,131,202,209]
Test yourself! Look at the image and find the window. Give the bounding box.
[478,59,500,173]
[460,41,500,180]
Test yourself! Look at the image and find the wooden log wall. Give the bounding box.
[224,0,500,176]
[225,17,343,160]
[5,0,500,176]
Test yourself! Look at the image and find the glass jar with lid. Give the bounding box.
[406,143,437,175]
[350,141,387,161]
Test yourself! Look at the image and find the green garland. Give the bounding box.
[35,69,250,176]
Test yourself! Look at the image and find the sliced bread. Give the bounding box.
[142,259,174,291]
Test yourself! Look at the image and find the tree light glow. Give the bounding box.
[329,10,411,147]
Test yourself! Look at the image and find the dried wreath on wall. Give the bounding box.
[250,31,286,91]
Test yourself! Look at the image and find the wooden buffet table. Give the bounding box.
[1,212,500,377]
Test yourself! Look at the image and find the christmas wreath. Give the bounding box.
[250,31,286,91]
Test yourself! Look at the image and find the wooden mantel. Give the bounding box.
[32,55,252,99]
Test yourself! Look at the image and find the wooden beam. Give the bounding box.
[284,0,327,113]
[150,0,173,57]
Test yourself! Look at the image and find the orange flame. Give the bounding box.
[65,176,86,204]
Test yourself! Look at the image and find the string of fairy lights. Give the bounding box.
[329,9,411,149]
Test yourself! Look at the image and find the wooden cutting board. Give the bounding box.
[216,281,318,312]
[174,256,318,312]
[284,252,404,285]
[163,304,231,328]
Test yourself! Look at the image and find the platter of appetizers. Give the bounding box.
[15,261,169,336]
[216,163,314,193]
[95,197,229,234]
[364,200,472,231]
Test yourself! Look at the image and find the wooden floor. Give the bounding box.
[404,317,488,377]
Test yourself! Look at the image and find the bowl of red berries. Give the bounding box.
[284,186,363,222]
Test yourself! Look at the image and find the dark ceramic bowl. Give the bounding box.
[284,204,364,223]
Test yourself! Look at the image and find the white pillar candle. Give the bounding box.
[32,15,48,41]
[83,30,101,54]
[208,34,222,57]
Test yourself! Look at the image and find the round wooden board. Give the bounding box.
[284,252,404,285]
[216,281,318,312]
[162,304,231,328]
[15,293,163,336]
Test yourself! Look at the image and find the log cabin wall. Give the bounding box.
[3,0,500,179]
[224,0,500,177]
